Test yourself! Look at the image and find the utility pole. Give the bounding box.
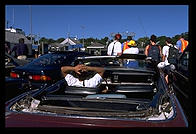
[6,21,9,28]
[38,33,40,45]
[12,8,14,28]
[81,25,85,45]
[29,5,33,44]
[138,16,148,38]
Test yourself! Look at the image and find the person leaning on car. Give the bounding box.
[61,61,105,88]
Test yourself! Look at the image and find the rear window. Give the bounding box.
[31,54,67,66]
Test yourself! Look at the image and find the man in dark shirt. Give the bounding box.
[11,38,28,60]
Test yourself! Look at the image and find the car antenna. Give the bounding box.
[138,16,148,38]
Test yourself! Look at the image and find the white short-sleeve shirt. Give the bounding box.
[162,45,171,66]
[65,73,103,88]
[107,41,122,56]
[123,47,139,54]
[157,44,174,68]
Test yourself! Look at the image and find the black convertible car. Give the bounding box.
[9,51,91,90]
[6,54,188,127]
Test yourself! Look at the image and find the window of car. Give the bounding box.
[31,53,67,66]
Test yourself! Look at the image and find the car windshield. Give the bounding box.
[30,53,67,66]
[76,54,153,71]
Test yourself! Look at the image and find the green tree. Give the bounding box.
[48,38,55,44]
[157,36,167,48]
[136,37,149,48]
[172,34,181,45]
[171,32,188,45]
[98,37,109,46]
[56,38,65,43]
[39,37,48,44]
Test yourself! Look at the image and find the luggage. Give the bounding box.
[168,45,179,65]
[147,45,161,63]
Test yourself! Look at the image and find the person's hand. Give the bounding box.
[74,64,83,75]
[74,64,87,74]
[81,64,87,72]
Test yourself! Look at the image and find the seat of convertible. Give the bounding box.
[114,84,157,99]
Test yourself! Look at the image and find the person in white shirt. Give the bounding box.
[157,37,178,68]
[157,37,177,83]
[61,61,104,88]
[107,33,122,56]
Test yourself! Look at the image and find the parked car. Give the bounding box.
[9,51,91,90]
[5,53,34,101]
[170,45,191,127]
[5,52,31,76]
[5,77,28,101]
[5,54,188,127]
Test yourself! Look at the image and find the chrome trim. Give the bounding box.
[101,81,154,85]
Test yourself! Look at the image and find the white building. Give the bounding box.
[60,37,84,51]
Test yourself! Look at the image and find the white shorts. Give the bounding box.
[17,55,27,60]
[157,62,165,69]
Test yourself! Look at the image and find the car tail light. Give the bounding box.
[10,72,20,78]
[29,75,51,81]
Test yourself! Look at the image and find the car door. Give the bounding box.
[172,47,189,98]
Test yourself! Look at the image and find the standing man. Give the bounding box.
[107,33,122,56]
[144,34,162,65]
[157,37,178,83]
[11,38,28,60]
[176,35,188,53]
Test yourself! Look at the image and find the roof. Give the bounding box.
[5,30,32,44]
[49,43,61,47]
[87,42,106,49]
[60,38,81,46]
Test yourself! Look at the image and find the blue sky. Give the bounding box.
[5,5,188,40]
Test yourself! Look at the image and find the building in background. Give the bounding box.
[5,28,32,56]
[87,42,107,55]
[60,37,84,51]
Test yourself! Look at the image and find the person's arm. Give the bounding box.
[116,42,122,56]
[117,52,122,56]
[144,45,149,56]
[162,55,166,62]
[162,46,166,62]
[176,40,181,51]
[85,66,105,77]
[158,46,162,58]
[61,64,83,77]
[107,43,112,56]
